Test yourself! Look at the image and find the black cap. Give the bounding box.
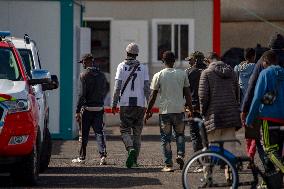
[185,51,204,61]
[78,53,94,63]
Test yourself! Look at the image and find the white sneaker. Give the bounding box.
[161,165,174,172]
[100,156,107,165]
[72,157,85,164]
[193,166,203,173]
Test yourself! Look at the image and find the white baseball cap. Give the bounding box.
[126,43,139,55]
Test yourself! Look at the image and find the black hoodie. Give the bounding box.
[76,67,107,113]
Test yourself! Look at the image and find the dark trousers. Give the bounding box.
[79,110,106,159]
[188,112,203,152]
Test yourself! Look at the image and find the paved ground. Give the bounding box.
[0,122,263,189]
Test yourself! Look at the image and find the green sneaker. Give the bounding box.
[126,149,136,168]
[132,162,139,168]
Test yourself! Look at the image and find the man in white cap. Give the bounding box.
[111,42,150,168]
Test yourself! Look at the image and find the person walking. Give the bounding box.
[184,51,207,172]
[246,50,284,189]
[145,51,193,172]
[240,33,284,188]
[72,53,108,165]
[111,43,150,168]
[241,33,284,128]
[199,53,241,184]
[234,48,262,168]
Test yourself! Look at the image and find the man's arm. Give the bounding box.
[75,74,86,122]
[111,79,122,114]
[183,86,193,114]
[144,90,158,122]
[111,64,123,114]
[144,80,150,103]
[233,72,240,105]
[246,72,267,126]
[144,72,159,122]
[241,60,263,113]
[198,71,210,116]
[76,74,86,113]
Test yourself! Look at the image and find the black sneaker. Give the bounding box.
[176,155,184,170]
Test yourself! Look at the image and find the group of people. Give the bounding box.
[71,33,284,188]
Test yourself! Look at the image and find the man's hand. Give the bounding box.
[144,110,153,125]
[187,110,193,118]
[112,106,118,115]
[185,106,193,118]
[240,112,247,127]
[75,113,81,123]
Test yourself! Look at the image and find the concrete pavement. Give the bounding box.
[0,120,257,189]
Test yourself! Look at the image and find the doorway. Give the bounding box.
[85,21,111,105]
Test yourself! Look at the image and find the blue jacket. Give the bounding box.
[246,65,284,125]
[241,49,284,113]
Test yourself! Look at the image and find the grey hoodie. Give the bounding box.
[199,61,241,132]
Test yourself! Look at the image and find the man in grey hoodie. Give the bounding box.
[199,53,241,184]
[111,43,150,168]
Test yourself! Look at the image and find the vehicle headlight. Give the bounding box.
[2,99,30,114]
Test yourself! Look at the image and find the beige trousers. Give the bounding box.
[204,127,237,184]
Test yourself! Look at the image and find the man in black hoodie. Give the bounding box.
[241,33,284,123]
[185,51,207,169]
[72,53,108,165]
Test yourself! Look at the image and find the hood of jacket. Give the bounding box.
[273,65,284,81]
[209,61,233,78]
[124,58,140,66]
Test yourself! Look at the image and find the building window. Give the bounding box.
[152,19,194,64]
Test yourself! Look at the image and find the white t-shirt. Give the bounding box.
[115,60,149,107]
[151,68,189,114]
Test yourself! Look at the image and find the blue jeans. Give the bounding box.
[159,113,185,165]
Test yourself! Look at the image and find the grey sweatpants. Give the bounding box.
[120,106,145,161]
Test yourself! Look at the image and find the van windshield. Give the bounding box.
[18,49,34,78]
[0,48,23,81]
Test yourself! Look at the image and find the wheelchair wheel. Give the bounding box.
[182,151,239,189]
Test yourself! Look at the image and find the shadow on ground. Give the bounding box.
[37,175,162,188]
[45,166,162,174]
[0,166,162,188]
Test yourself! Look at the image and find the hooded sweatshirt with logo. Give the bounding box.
[199,61,241,132]
[246,65,284,125]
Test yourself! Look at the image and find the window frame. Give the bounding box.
[152,19,194,65]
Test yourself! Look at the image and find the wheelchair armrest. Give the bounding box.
[210,139,241,146]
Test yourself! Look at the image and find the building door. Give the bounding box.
[110,20,149,98]
[85,21,111,105]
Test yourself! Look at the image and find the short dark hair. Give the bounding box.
[162,51,175,63]
[206,52,220,61]
[244,48,256,60]
[262,50,278,65]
